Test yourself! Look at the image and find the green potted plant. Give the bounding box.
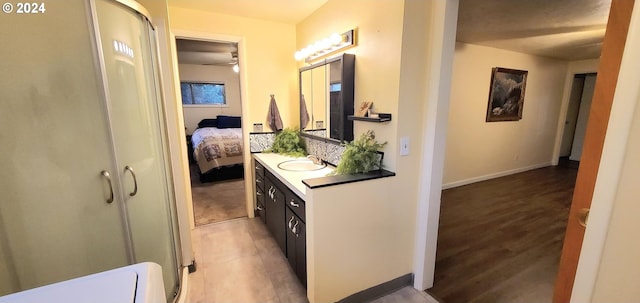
[333,130,386,175]
[265,128,307,157]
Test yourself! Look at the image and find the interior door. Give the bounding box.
[0,0,129,295]
[94,0,179,300]
[559,76,585,157]
[569,74,597,161]
[553,0,635,301]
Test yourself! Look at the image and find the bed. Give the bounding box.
[190,116,244,183]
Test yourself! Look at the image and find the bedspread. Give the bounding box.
[191,127,243,174]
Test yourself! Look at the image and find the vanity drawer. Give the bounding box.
[256,200,266,224]
[255,174,264,191]
[255,161,265,191]
[286,191,305,222]
[256,186,265,205]
[255,161,265,178]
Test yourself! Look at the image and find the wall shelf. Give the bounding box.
[347,113,392,122]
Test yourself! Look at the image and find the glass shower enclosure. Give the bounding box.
[0,0,181,301]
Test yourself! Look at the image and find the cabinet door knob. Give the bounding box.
[289,199,300,207]
[288,216,295,229]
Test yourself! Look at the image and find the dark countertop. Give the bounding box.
[302,169,396,189]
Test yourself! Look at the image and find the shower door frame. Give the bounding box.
[86,0,183,299]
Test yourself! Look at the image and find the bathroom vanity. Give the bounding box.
[253,153,405,303]
[254,154,333,287]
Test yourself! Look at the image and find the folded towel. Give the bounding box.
[267,94,283,131]
[300,94,310,129]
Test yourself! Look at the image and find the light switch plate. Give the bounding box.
[400,137,409,156]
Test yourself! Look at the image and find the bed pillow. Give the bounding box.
[197,119,217,128]
[217,115,242,128]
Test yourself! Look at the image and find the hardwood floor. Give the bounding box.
[429,166,578,303]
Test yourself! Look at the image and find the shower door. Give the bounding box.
[0,0,180,301]
[93,0,180,298]
[0,0,131,295]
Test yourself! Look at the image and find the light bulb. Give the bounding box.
[233,64,239,73]
[330,33,342,45]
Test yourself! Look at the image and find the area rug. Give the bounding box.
[191,177,247,226]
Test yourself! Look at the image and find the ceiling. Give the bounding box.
[457,0,611,60]
[168,0,328,24]
[170,0,612,63]
[176,39,238,65]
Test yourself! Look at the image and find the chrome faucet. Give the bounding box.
[307,154,322,165]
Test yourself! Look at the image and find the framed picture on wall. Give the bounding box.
[485,67,528,122]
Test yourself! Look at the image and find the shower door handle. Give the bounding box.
[101,170,114,204]
[124,166,138,197]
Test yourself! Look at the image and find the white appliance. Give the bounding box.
[0,263,165,303]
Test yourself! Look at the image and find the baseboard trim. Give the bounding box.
[336,273,413,303]
[442,162,553,190]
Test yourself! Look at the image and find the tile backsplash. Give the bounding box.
[248,132,345,166]
[249,132,276,153]
[303,137,345,166]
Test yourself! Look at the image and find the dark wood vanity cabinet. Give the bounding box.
[254,159,307,287]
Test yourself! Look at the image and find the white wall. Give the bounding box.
[443,42,568,188]
[178,64,242,134]
[591,78,640,301]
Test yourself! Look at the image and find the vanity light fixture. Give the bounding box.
[295,29,356,63]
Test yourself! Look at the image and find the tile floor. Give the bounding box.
[185,217,439,303]
[187,217,308,303]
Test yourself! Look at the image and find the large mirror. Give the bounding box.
[300,53,354,142]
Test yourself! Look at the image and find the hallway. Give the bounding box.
[429,166,578,302]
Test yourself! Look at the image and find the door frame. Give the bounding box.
[555,68,599,162]
[413,0,640,299]
[412,0,458,290]
[170,29,252,230]
[567,1,640,301]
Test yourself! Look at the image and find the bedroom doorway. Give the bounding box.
[175,37,248,226]
[558,73,597,168]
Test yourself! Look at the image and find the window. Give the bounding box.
[180,82,226,105]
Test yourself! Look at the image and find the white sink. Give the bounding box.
[277,159,327,171]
